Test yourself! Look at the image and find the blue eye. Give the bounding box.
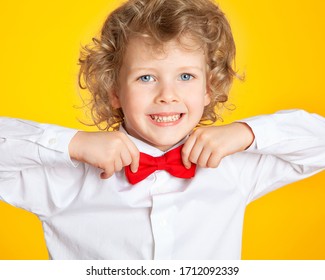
[139,75,154,82]
[180,73,193,81]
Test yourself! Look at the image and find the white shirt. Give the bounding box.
[0,110,324,259]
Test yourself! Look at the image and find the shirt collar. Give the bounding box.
[119,125,188,157]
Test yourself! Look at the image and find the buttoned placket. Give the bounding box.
[149,171,178,259]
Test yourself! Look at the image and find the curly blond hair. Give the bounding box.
[79,0,237,130]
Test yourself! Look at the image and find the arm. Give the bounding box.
[243,110,325,168]
[0,117,80,216]
[0,117,78,172]
[238,109,325,201]
[0,117,140,175]
[0,117,140,215]
[182,109,325,201]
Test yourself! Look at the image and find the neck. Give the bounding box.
[121,124,188,152]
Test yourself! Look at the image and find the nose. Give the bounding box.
[154,82,179,104]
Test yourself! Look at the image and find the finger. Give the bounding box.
[196,147,212,168]
[100,171,113,179]
[100,172,109,179]
[122,135,140,173]
[182,135,197,168]
[100,165,114,179]
[114,158,123,172]
[120,149,132,167]
[186,140,205,166]
[207,152,222,168]
[182,128,208,165]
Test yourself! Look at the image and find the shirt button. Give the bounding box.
[49,138,57,145]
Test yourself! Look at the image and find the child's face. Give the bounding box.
[113,36,210,151]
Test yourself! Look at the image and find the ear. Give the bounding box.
[204,87,211,106]
[109,90,121,109]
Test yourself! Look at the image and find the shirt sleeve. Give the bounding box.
[234,109,325,203]
[0,117,78,171]
[0,117,85,217]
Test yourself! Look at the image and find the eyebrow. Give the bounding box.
[177,66,204,72]
[129,66,204,72]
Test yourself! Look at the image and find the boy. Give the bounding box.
[0,0,325,259]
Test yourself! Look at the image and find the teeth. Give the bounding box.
[151,114,181,123]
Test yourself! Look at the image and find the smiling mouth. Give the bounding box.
[149,113,183,123]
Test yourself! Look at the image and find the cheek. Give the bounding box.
[187,97,205,117]
[122,96,145,119]
[190,87,209,107]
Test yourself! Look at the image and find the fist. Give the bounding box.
[69,131,140,179]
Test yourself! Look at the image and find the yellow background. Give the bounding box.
[0,0,324,259]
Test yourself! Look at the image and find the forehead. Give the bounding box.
[123,35,206,64]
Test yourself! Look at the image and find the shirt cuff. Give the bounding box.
[37,125,79,167]
[238,114,277,151]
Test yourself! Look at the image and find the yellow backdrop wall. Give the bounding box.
[0,0,324,259]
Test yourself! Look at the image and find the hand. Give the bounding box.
[182,122,255,169]
[69,131,140,179]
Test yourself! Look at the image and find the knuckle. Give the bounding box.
[212,147,222,156]
[112,132,125,144]
[207,139,216,147]
[197,132,209,142]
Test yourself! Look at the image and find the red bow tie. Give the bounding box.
[125,145,196,185]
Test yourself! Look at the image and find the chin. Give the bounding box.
[149,136,185,151]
